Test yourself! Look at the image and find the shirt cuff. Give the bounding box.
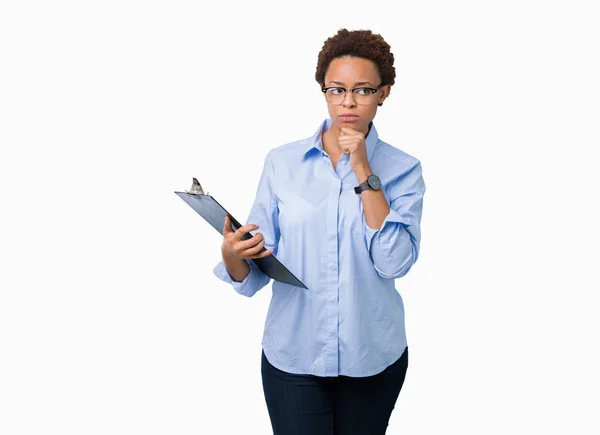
[212,259,263,296]
[365,208,408,250]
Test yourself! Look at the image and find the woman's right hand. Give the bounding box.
[221,215,274,260]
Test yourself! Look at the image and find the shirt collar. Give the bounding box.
[304,118,379,161]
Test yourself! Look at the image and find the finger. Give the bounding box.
[338,142,362,152]
[337,141,355,150]
[238,237,266,258]
[341,127,361,136]
[224,215,251,235]
[338,134,362,141]
[337,144,352,153]
[259,248,275,258]
[232,223,260,241]
[235,232,264,252]
[249,248,275,259]
[223,215,233,235]
[242,247,266,260]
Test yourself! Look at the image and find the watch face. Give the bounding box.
[367,174,382,190]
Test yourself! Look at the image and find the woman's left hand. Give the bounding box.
[338,127,370,172]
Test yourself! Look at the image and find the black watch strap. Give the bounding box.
[354,180,370,194]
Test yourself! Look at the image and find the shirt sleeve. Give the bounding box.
[212,150,280,297]
[363,161,426,280]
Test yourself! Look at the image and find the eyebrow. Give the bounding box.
[327,81,374,86]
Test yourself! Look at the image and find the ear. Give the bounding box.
[379,85,391,106]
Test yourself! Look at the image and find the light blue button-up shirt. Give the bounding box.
[213,118,426,377]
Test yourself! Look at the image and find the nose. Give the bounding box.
[342,90,357,108]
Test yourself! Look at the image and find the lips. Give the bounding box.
[340,113,358,118]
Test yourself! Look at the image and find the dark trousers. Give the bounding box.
[261,347,409,435]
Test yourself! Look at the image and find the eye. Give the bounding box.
[355,88,372,96]
[329,87,345,95]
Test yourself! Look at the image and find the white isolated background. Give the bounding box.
[1,0,599,434]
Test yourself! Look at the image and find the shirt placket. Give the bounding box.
[322,151,351,375]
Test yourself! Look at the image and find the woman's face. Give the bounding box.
[322,55,390,135]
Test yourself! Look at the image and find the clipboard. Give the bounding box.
[175,178,307,289]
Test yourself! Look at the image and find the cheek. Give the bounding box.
[326,103,336,118]
[365,104,378,118]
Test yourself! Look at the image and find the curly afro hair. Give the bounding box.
[315,28,396,87]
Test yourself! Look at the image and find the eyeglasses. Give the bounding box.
[321,84,383,106]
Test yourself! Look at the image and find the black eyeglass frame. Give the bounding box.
[321,84,384,105]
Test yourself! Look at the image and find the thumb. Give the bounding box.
[223,215,232,235]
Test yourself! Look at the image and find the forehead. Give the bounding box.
[324,56,380,84]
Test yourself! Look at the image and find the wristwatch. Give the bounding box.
[354,174,382,194]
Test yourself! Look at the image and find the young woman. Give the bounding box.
[213,28,426,435]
